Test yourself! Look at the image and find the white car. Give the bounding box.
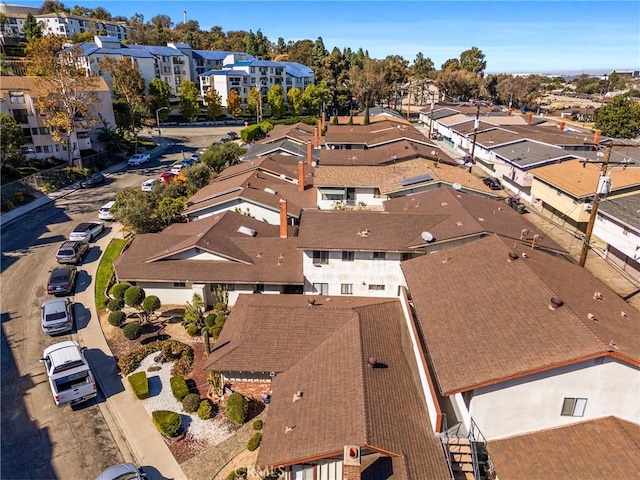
[127,153,151,166]
[69,222,105,242]
[41,297,73,335]
[98,201,116,221]
[141,178,157,192]
[170,163,185,174]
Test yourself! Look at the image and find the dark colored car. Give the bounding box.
[47,266,77,295]
[80,173,106,188]
[55,240,89,264]
[483,177,502,190]
[226,131,239,140]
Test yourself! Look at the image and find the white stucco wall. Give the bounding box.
[136,282,196,307]
[166,248,232,261]
[316,187,384,210]
[188,199,282,225]
[593,212,640,261]
[468,357,640,440]
[302,250,405,297]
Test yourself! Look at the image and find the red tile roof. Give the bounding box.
[402,234,640,395]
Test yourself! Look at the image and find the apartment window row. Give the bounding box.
[21,145,60,154]
[314,250,389,264]
[313,283,386,295]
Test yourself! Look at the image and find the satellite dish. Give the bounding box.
[452,183,462,191]
[421,231,434,242]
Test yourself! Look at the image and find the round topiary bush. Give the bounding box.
[109,282,131,300]
[204,314,216,328]
[108,310,126,327]
[252,419,263,431]
[107,298,124,311]
[182,393,201,413]
[247,432,262,451]
[151,410,182,437]
[123,321,142,340]
[170,375,189,401]
[226,467,247,480]
[197,399,213,419]
[186,324,199,337]
[124,286,146,308]
[142,295,161,314]
[214,302,227,313]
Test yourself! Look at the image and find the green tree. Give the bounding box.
[411,52,435,79]
[157,196,186,226]
[0,114,25,169]
[184,163,212,194]
[26,37,100,164]
[594,95,640,139]
[200,142,246,173]
[441,58,460,71]
[267,84,285,119]
[112,188,161,233]
[179,80,200,122]
[287,87,303,116]
[247,87,261,120]
[92,6,112,20]
[286,39,314,66]
[183,293,205,330]
[312,36,328,71]
[459,46,486,75]
[227,88,243,117]
[148,78,171,123]
[435,69,481,101]
[204,88,223,119]
[39,0,68,14]
[301,84,322,116]
[349,58,387,108]
[23,13,43,43]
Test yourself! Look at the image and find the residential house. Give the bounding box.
[531,158,640,232]
[0,76,115,161]
[205,294,452,480]
[112,210,302,307]
[592,193,640,281]
[487,416,640,479]
[182,154,316,224]
[324,121,431,150]
[401,234,640,442]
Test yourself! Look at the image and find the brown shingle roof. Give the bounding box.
[113,211,303,285]
[258,122,315,144]
[0,75,110,92]
[487,417,640,480]
[318,140,452,167]
[324,121,429,147]
[402,234,640,395]
[533,158,640,198]
[213,295,450,479]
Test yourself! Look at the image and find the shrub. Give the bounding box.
[247,432,262,452]
[117,339,194,375]
[182,393,201,413]
[151,410,182,437]
[214,302,227,313]
[204,314,216,328]
[128,371,149,399]
[170,376,189,401]
[1,199,14,212]
[226,467,247,480]
[142,295,161,315]
[108,310,126,327]
[107,298,124,311]
[186,324,199,337]
[210,325,223,340]
[123,321,142,340]
[215,313,226,327]
[252,419,264,431]
[226,392,248,425]
[109,282,131,300]
[197,399,213,419]
[124,286,145,308]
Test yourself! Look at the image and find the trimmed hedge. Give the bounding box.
[170,376,189,401]
[197,399,213,420]
[182,393,201,413]
[123,321,142,340]
[247,432,262,452]
[226,392,248,425]
[252,419,263,431]
[118,339,194,376]
[108,310,126,327]
[152,410,182,437]
[109,282,131,300]
[107,298,124,311]
[226,467,247,480]
[128,371,149,399]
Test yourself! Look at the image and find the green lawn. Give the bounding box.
[95,238,128,311]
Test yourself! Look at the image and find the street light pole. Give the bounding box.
[156,106,169,139]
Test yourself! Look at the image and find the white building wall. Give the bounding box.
[593,212,640,262]
[316,187,384,210]
[302,250,405,297]
[136,282,196,306]
[166,249,232,261]
[190,200,281,225]
[469,357,640,440]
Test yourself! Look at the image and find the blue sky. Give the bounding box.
[18,0,640,73]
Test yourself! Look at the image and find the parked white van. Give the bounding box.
[41,341,97,406]
[98,201,116,221]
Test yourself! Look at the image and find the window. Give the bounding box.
[561,398,587,417]
[13,109,28,123]
[173,282,186,287]
[43,145,52,153]
[39,127,49,135]
[9,92,25,104]
[373,252,386,260]
[341,284,353,295]
[342,251,354,262]
[254,284,265,293]
[368,284,385,291]
[31,128,39,135]
[401,253,412,261]
[313,283,328,295]
[312,250,329,265]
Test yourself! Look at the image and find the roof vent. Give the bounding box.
[452,183,462,190]
[237,226,257,237]
[587,313,598,322]
[279,174,286,180]
[508,252,519,262]
[367,357,377,368]
[307,298,316,306]
[293,390,303,402]
[264,187,277,195]
[285,425,296,433]
[421,231,435,243]
[549,296,564,310]
[357,229,370,237]
[593,291,603,301]
[520,229,529,239]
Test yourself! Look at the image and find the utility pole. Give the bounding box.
[427,90,436,139]
[469,103,481,162]
[579,143,634,267]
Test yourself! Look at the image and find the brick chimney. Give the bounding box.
[321,111,326,131]
[527,112,533,125]
[298,160,305,192]
[279,199,288,238]
[307,142,313,166]
[593,129,601,144]
[558,121,565,131]
[314,127,319,148]
[343,446,361,480]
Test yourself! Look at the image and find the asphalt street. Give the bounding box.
[1,126,233,479]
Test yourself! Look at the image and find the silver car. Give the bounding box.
[95,463,146,480]
[69,222,104,242]
[41,298,73,335]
